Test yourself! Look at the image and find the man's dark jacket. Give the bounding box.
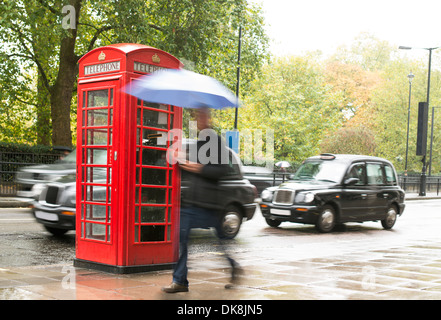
[181,130,229,210]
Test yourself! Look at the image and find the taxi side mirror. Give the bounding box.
[344,177,360,186]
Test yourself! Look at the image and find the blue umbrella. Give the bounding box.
[123,69,240,109]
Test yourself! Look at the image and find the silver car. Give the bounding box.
[15,150,76,201]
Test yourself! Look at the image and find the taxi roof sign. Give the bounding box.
[320,153,336,160]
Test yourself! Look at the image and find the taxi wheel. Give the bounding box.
[219,206,242,239]
[381,205,397,230]
[265,218,282,228]
[315,205,336,233]
[44,226,68,236]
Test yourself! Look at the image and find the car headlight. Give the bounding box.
[295,192,315,204]
[261,189,274,202]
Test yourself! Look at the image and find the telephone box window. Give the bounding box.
[140,206,166,223]
[140,225,165,242]
[85,185,107,203]
[88,90,108,107]
[143,109,168,129]
[87,129,108,146]
[141,168,167,186]
[142,129,167,147]
[136,187,167,204]
[136,148,167,167]
[86,149,107,165]
[87,109,109,126]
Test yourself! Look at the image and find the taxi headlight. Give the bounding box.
[295,192,315,204]
[261,189,274,202]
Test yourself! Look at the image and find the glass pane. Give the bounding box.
[143,101,168,111]
[385,165,397,185]
[136,187,166,204]
[141,148,167,167]
[347,164,366,185]
[86,167,107,183]
[137,108,141,125]
[87,129,108,146]
[88,90,108,108]
[86,149,107,165]
[140,225,165,242]
[86,223,106,241]
[140,206,166,222]
[143,109,168,129]
[141,168,166,186]
[366,163,384,185]
[85,204,107,220]
[142,129,167,147]
[110,88,114,106]
[87,109,108,126]
[86,185,107,202]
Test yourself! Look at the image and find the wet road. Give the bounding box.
[0,208,75,267]
[1,200,441,300]
[0,200,440,268]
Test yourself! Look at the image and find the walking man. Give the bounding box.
[162,108,241,293]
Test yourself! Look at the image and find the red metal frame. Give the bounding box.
[75,44,182,271]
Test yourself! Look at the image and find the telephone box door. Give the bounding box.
[76,80,119,265]
[128,98,182,265]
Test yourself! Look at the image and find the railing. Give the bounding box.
[398,174,441,195]
[247,171,441,197]
[0,152,61,196]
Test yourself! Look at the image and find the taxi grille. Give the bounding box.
[45,186,59,204]
[273,189,294,205]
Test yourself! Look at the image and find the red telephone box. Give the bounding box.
[74,43,183,273]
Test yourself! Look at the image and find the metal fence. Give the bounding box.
[398,174,441,195]
[0,152,61,196]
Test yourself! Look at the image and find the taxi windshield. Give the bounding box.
[292,160,346,183]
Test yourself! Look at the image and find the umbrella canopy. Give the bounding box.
[123,69,239,109]
[275,161,291,168]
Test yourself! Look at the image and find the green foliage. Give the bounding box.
[217,55,345,166]
[320,126,377,155]
[0,141,58,154]
[0,0,269,146]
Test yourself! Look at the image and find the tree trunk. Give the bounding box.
[50,0,82,149]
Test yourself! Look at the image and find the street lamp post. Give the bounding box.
[404,71,415,191]
[399,46,440,195]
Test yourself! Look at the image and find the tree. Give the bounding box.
[0,0,269,147]
[320,126,377,155]
[230,55,345,165]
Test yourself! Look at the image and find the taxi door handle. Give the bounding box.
[361,194,367,199]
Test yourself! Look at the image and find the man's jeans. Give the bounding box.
[173,206,236,286]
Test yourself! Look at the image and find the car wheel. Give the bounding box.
[381,205,397,230]
[315,205,336,233]
[219,206,242,239]
[44,226,68,236]
[265,218,282,228]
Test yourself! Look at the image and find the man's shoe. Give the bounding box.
[162,282,189,293]
[225,265,244,289]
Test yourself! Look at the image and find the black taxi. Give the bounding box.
[260,154,405,232]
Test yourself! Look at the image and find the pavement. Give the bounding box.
[1,194,441,301]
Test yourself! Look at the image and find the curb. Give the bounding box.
[0,198,33,208]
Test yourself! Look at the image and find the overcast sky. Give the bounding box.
[251,0,441,59]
